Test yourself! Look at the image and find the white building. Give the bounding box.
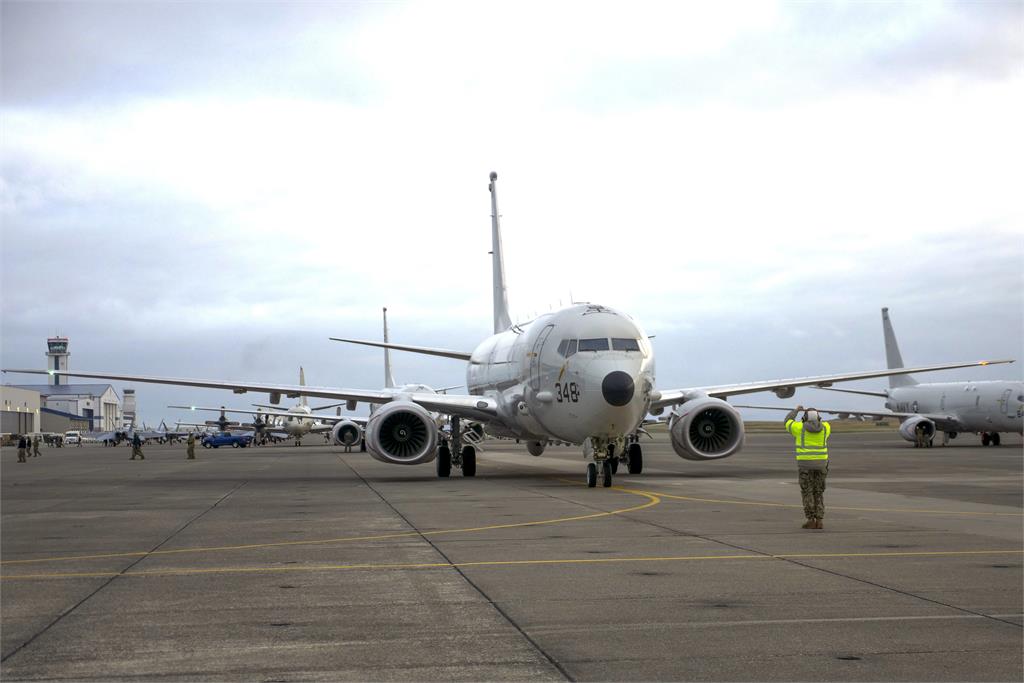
[1,386,41,434]
[8,384,122,431]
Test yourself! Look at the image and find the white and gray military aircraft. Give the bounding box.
[2,173,1014,487]
[737,308,1022,445]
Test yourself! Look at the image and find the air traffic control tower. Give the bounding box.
[46,336,70,385]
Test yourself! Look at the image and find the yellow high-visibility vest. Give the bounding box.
[786,420,830,461]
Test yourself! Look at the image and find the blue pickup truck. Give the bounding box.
[201,432,252,449]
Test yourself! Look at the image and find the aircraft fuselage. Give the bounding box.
[886,380,1024,434]
[466,304,655,445]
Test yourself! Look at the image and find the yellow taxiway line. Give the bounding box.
[3,549,1020,582]
[634,488,1024,517]
[0,483,660,566]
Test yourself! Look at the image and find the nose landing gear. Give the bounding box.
[585,440,625,488]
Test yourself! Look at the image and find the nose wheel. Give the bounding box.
[586,462,597,488]
[436,443,451,478]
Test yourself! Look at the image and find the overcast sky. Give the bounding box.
[2,0,1021,427]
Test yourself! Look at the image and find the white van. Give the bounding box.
[64,430,82,445]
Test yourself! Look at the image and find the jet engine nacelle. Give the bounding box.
[669,397,745,461]
[364,402,437,465]
[897,415,935,443]
[331,420,363,447]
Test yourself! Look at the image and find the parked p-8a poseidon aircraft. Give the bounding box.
[3,174,1014,487]
[767,308,1021,446]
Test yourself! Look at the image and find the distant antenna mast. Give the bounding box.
[489,171,512,333]
[383,307,396,389]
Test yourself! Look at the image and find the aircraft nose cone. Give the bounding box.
[602,371,635,407]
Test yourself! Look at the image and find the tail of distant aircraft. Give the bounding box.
[882,307,918,388]
[489,172,512,334]
[299,366,308,407]
[383,307,396,389]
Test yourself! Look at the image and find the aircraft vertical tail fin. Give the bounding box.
[383,307,396,389]
[489,172,512,334]
[882,307,917,387]
[299,366,308,406]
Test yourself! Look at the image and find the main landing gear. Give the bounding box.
[981,432,1001,447]
[436,416,477,478]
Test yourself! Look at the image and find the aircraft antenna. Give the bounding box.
[489,171,512,333]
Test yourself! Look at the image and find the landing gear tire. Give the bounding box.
[610,458,619,474]
[627,443,643,474]
[436,446,451,478]
[982,433,991,446]
[992,433,1001,446]
[461,446,477,477]
[586,462,597,488]
[602,460,613,488]
[360,438,367,452]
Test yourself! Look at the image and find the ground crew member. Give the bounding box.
[186,432,196,460]
[16,435,28,463]
[785,405,830,530]
[130,432,145,460]
[914,422,929,448]
[32,435,41,457]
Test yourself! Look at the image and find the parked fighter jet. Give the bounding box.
[3,173,1013,487]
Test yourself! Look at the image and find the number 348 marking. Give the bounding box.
[555,382,580,403]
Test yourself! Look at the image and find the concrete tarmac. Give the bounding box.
[2,429,1021,681]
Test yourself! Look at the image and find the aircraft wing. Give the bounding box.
[651,359,1014,411]
[4,369,394,404]
[733,404,961,428]
[3,368,496,423]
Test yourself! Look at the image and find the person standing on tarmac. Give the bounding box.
[914,422,929,448]
[16,435,28,463]
[784,405,831,530]
[186,432,196,460]
[32,435,41,458]
[130,432,145,460]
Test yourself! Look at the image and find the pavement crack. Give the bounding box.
[335,455,573,682]
[1,479,248,663]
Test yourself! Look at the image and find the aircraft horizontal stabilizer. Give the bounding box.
[817,387,889,398]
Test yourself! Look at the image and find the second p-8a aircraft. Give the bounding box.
[3,173,1013,487]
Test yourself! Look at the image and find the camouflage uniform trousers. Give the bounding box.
[798,467,828,519]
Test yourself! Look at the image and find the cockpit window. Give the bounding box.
[611,338,641,352]
[578,338,609,352]
[556,339,578,357]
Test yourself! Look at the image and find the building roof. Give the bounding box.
[41,406,95,422]
[6,384,119,399]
